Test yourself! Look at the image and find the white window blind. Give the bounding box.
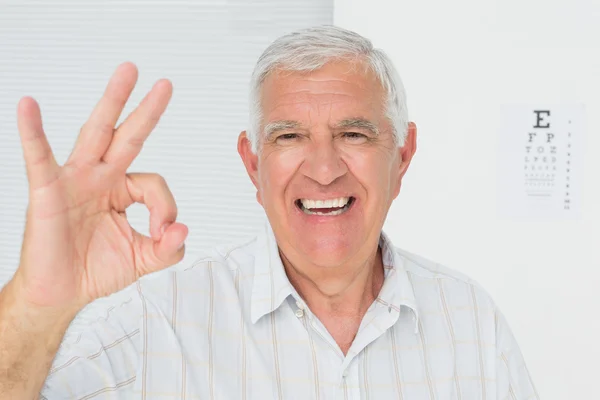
[0,0,333,287]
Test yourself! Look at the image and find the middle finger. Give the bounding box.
[103,79,173,171]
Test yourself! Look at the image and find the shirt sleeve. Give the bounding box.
[40,284,142,399]
[495,307,540,400]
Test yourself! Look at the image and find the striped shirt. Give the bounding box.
[41,221,539,399]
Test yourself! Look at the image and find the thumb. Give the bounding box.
[17,97,60,190]
[136,222,188,276]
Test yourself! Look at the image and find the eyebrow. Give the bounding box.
[263,120,302,140]
[335,118,379,136]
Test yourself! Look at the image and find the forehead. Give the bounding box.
[259,60,386,125]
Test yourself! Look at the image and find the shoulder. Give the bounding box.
[394,247,477,283]
[66,236,258,335]
[393,246,499,311]
[66,283,142,340]
[136,235,259,304]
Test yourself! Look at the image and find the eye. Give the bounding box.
[342,132,368,141]
[276,133,299,142]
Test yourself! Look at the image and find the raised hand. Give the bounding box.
[12,62,188,310]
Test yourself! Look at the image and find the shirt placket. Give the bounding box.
[288,295,401,400]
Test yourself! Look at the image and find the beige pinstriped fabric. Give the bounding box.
[41,221,539,399]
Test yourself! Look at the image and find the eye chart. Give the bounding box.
[497,105,584,219]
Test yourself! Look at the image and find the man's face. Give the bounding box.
[239,60,416,272]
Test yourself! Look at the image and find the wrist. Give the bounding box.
[2,277,81,333]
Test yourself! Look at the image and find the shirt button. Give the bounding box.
[342,370,348,378]
[295,309,304,318]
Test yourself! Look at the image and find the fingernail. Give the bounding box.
[177,242,185,251]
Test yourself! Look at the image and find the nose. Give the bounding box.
[300,138,348,186]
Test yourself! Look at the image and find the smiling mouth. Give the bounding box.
[295,197,356,216]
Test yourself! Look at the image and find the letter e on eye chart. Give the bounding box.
[497,105,584,219]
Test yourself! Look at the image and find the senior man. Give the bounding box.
[0,26,538,399]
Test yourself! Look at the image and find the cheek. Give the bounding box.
[342,148,394,193]
[259,147,305,202]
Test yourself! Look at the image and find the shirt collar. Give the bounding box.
[250,220,295,324]
[378,230,420,334]
[250,220,420,332]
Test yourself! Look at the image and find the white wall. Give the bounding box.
[335,0,600,398]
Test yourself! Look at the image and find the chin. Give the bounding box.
[294,235,360,268]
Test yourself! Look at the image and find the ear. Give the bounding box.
[392,122,417,198]
[398,122,417,177]
[237,131,262,203]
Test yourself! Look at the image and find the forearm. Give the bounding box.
[0,278,79,399]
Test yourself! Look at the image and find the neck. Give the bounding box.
[282,245,384,321]
[281,246,385,354]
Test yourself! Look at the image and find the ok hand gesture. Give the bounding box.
[13,62,188,310]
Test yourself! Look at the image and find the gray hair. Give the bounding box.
[247,25,409,153]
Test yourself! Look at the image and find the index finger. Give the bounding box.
[69,62,139,164]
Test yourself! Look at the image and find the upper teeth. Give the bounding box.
[301,197,350,209]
